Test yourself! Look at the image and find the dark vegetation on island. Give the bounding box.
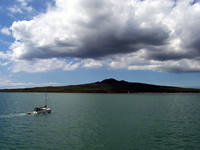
[0,78,200,93]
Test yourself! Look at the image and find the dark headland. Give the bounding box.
[0,78,200,93]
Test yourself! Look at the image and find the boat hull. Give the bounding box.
[33,108,51,114]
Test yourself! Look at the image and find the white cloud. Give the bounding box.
[0,76,59,89]
[82,59,103,68]
[10,0,170,59]
[7,57,101,73]
[8,58,80,73]
[4,0,200,72]
[0,51,8,59]
[8,5,22,14]
[63,62,81,71]
[108,52,200,72]
[17,0,33,12]
[17,0,29,7]
[1,27,11,36]
[8,0,32,14]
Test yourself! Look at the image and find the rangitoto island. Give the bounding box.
[0,78,200,93]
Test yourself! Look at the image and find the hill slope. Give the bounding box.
[0,78,200,93]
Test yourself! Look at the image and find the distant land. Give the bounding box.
[0,78,200,93]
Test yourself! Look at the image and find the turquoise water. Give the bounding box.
[0,93,200,150]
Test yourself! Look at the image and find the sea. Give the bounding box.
[0,93,200,150]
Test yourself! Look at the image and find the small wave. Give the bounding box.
[0,113,26,119]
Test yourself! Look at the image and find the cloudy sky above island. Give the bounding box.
[0,0,200,88]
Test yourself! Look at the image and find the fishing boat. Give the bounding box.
[34,93,51,114]
[27,94,51,115]
[33,105,51,114]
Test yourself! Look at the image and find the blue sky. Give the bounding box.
[0,0,200,88]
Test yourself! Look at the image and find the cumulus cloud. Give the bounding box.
[6,0,200,72]
[10,0,171,59]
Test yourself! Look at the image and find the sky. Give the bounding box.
[0,0,200,88]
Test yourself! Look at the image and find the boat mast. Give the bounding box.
[45,93,48,106]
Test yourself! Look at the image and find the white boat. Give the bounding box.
[33,105,51,114]
[33,94,51,114]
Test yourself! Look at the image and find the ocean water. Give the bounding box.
[0,93,200,150]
